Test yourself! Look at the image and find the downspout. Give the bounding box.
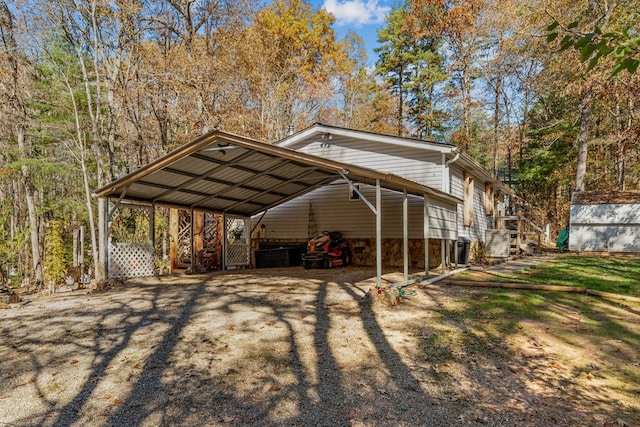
[445,151,461,270]
[444,151,460,194]
[446,152,460,166]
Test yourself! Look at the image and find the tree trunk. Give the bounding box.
[617,96,633,190]
[18,128,45,289]
[493,76,501,177]
[2,3,44,289]
[617,139,626,191]
[427,84,434,138]
[575,0,615,192]
[574,93,593,192]
[397,65,403,136]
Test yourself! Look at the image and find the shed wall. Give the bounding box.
[569,203,640,252]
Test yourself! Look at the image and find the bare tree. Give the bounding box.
[0,2,44,289]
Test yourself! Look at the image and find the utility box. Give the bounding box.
[486,229,511,258]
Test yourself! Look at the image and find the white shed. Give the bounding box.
[569,191,640,253]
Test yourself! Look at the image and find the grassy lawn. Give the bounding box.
[460,253,640,297]
[424,284,640,421]
[438,256,640,422]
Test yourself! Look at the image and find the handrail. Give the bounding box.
[497,215,545,234]
[497,214,549,247]
[522,216,545,235]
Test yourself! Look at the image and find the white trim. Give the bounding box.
[403,189,409,282]
[424,194,430,278]
[376,180,382,288]
[276,124,455,154]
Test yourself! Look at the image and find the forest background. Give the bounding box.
[1,0,639,289]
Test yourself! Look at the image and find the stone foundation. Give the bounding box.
[349,238,451,269]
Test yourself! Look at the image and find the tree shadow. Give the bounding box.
[104,283,205,426]
[418,284,640,425]
[1,269,638,426]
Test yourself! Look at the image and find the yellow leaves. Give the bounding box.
[0,167,18,178]
[251,0,347,81]
[407,0,484,38]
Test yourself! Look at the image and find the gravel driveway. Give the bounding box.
[1,267,637,426]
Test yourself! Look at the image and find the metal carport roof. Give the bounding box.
[94,130,460,214]
[95,129,465,288]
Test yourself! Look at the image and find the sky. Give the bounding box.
[312,0,394,65]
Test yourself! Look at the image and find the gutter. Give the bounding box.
[445,152,460,167]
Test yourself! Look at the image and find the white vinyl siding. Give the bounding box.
[295,140,444,190]
[451,165,491,243]
[450,166,464,199]
[570,203,640,252]
[470,181,490,242]
[253,182,457,240]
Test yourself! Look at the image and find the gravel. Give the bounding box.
[0,267,637,427]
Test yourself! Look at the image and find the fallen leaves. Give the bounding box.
[17,378,35,387]
[106,398,122,408]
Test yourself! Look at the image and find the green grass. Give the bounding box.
[422,255,640,420]
[471,254,640,296]
[518,254,639,296]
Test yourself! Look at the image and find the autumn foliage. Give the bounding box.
[1,0,639,287]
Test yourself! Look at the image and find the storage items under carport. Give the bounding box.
[254,244,306,268]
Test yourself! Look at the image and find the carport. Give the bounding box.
[95,130,461,288]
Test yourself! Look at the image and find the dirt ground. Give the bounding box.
[1,267,638,427]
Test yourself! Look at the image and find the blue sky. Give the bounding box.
[312,0,394,65]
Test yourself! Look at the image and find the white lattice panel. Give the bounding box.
[224,216,250,268]
[109,203,152,244]
[109,243,155,278]
[226,243,250,267]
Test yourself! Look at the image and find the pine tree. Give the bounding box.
[375,4,413,136]
[375,3,447,139]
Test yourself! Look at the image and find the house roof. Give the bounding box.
[277,123,456,154]
[572,190,640,205]
[277,123,514,196]
[94,129,461,217]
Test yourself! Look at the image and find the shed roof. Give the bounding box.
[572,190,640,205]
[94,130,461,217]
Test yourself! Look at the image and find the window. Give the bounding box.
[463,172,474,226]
[349,183,360,200]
